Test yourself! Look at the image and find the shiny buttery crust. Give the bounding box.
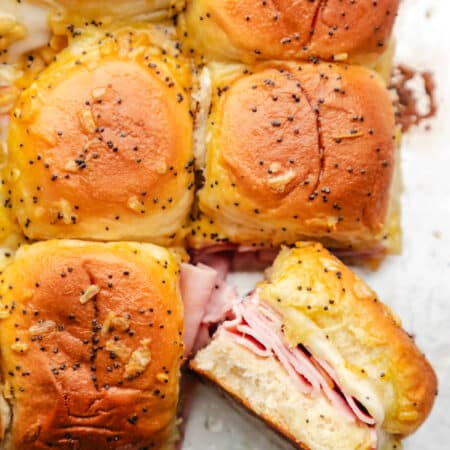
[0,240,184,449]
[259,242,437,436]
[190,62,397,253]
[181,0,400,65]
[6,25,194,245]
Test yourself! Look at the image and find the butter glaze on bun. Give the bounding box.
[181,0,400,65]
[0,240,184,449]
[6,26,194,245]
[191,62,399,254]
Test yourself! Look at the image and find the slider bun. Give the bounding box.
[181,0,399,65]
[191,332,385,450]
[192,62,397,252]
[259,242,437,436]
[7,26,194,245]
[0,240,184,449]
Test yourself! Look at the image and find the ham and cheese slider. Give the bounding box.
[0,240,184,449]
[180,0,399,77]
[6,25,194,245]
[191,242,437,450]
[190,62,401,263]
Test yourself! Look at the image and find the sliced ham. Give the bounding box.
[193,252,231,283]
[203,282,238,324]
[190,244,238,263]
[180,259,236,356]
[190,244,279,272]
[180,263,218,356]
[218,294,377,429]
[192,325,211,354]
[331,245,386,267]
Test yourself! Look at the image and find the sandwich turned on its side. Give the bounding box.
[190,242,437,450]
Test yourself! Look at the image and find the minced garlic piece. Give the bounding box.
[267,169,296,192]
[105,339,131,362]
[53,199,77,225]
[29,320,56,335]
[78,108,96,133]
[333,53,348,62]
[268,162,282,174]
[80,285,100,304]
[3,381,12,399]
[64,160,80,173]
[92,87,106,99]
[101,312,129,334]
[156,373,169,384]
[11,342,28,353]
[0,310,9,319]
[125,339,152,377]
[155,160,167,174]
[111,316,129,332]
[305,216,339,231]
[127,196,145,214]
[101,312,115,334]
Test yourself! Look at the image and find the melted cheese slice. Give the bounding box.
[264,295,386,425]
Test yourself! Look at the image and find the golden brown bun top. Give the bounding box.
[0,240,184,449]
[182,0,400,64]
[259,242,437,436]
[195,62,396,250]
[6,25,194,244]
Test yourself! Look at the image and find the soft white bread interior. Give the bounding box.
[192,332,401,450]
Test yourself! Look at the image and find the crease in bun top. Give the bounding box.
[180,0,399,73]
[5,24,195,245]
[191,242,437,450]
[0,240,185,450]
[190,62,401,262]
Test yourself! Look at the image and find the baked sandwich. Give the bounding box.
[0,240,185,449]
[191,242,437,450]
[180,0,399,78]
[190,62,401,264]
[5,25,194,245]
